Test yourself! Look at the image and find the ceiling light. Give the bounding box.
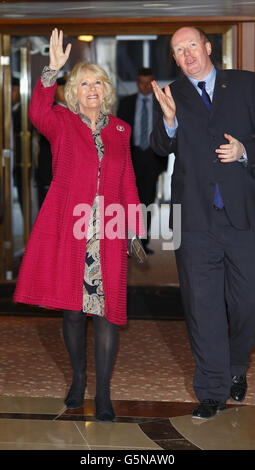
[3,14,25,18]
[143,3,168,6]
[78,35,94,42]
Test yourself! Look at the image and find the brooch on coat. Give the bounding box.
[116,125,125,131]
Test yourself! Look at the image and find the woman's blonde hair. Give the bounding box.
[64,62,115,115]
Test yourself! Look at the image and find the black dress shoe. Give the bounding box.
[231,375,247,402]
[192,399,226,419]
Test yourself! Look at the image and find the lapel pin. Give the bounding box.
[221,84,227,88]
[116,125,125,131]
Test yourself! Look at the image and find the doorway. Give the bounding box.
[0,28,234,282]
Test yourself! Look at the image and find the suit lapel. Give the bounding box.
[175,70,230,120]
[176,75,211,117]
[210,70,229,120]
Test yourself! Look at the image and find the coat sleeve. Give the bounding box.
[121,126,145,238]
[150,94,177,157]
[28,78,61,142]
[241,75,255,177]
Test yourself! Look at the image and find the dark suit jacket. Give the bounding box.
[150,69,255,231]
[117,93,168,205]
[117,94,137,143]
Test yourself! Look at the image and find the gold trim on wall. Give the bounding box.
[0,35,4,280]
[241,22,255,71]
[0,34,13,280]
[20,43,32,245]
[0,17,237,36]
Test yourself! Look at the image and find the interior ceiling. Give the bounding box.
[1,0,255,19]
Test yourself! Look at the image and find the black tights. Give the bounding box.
[94,315,118,421]
[62,310,86,409]
[62,310,118,420]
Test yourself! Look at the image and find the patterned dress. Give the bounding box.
[80,113,109,317]
[41,67,107,317]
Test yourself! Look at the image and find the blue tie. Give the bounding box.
[140,97,149,150]
[197,81,211,111]
[198,81,224,209]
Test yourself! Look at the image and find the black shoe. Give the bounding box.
[95,394,115,422]
[64,376,86,410]
[231,375,247,402]
[192,399,226,419]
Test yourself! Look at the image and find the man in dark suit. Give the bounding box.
[150,26,255,418]
[12,77,23,212]
[118,67,167,254]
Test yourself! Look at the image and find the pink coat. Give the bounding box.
[14,79,144,325]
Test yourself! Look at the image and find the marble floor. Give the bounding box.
[1,237,255,455]
[0,396,254,454]
[0,397,196,451]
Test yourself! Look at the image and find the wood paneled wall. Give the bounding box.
[0,17,255,71]
[240,22,255,71]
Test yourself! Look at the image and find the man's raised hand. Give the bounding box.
[151,80,176,128]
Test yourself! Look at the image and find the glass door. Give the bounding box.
[19,42,32,246]
[0,34,12,281]
[0,36,32,281]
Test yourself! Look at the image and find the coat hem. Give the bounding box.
[13,294,127,325]
[13,295,79,311]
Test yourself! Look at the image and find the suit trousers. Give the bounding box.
[175,207,255,402]
[131,146,160,246]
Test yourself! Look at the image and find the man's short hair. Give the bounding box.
[195,27,210,44]
[137,67,154,77]
[12,77,20,87]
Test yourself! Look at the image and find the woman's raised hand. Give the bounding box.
[49,28,72,70]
